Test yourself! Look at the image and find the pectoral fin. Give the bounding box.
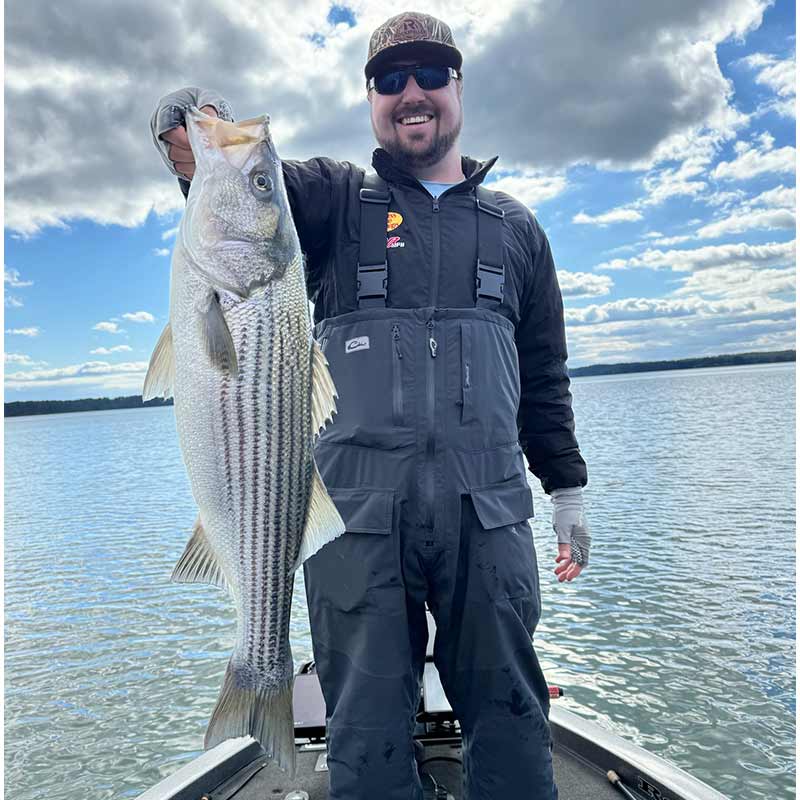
[143,323,175,401]
[310,338,338,437]
[201,291,238,378]
[290,461,346,573]
[171,517,230,593]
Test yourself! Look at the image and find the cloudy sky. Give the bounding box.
[4,0,796,400]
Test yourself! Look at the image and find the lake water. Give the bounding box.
[4,363,795,800]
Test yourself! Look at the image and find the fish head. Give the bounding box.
[181,108,300,297]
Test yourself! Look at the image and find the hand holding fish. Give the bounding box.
[161,104,218,180]
[149,86,235,180]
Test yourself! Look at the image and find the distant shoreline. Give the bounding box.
[4,349,794,418]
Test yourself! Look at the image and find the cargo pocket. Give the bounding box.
[304,487,401,614]
[467,477,539,612]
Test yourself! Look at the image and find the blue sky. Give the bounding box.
[4,0,796,400]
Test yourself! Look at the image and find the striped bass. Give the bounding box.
[143,107,346,777]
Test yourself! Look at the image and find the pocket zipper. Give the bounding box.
[391,324,404,425]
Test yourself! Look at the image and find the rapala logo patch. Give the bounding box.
[345,336,370,353]
[387,212,403,232]
[387,236,405,249]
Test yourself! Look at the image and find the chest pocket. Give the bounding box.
[317,316,416,447]
[448,319,521,450]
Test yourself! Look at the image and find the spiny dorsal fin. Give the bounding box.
[290,461,345,573]
[143,323,175,401]
[171,516,230,593]
[310,338,338,438]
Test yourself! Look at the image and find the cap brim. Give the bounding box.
[365,41,462,81]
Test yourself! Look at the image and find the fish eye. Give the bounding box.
[252,172,273,192]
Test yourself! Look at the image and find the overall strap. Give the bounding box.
[357,171,391,309]
[474,185,505,308]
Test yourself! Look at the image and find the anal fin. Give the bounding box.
[171,517,230,593]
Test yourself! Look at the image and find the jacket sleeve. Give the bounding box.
[516,215,588,495]
[280,158,342,304]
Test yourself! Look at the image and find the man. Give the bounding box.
[151,11,590,800]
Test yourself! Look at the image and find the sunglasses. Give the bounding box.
[367,65,461,95]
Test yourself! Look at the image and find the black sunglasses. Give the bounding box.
[367,65,461,95]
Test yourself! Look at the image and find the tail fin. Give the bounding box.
[204,658,296,777]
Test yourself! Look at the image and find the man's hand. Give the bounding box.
[149,87,234,180]
[550,485,590,582]
[555,544,584,582]
[161,105,218,180]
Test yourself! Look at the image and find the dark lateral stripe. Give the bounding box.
[249,316,264,662]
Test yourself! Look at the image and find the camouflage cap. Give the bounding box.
[365,12,463,81]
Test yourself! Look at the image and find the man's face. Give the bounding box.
[368,58,463,171]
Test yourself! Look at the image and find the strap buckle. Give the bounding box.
[356,264,388,301]
[476,260,504,302]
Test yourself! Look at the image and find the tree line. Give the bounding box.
[4,349,795,417]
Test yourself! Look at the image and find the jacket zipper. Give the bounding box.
[391,324,404,425]
[422,196,442,534]
[431,196,440,305]
[424,316,437,530]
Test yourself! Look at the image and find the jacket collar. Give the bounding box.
[371,147,499,193]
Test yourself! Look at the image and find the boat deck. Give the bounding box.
[208,738,625,800]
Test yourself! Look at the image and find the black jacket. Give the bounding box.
[179,148,587,494]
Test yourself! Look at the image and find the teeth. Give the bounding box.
[400,115,433,125]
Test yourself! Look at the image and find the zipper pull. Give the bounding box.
[392,324,403,358]
[426,319,437,357]
[432,198,439,212]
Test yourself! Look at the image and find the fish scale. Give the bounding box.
[143,107,345,778]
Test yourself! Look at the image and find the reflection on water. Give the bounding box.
[4,363,795,800]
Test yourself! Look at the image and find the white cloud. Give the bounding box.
[648,234,695,246]
[486,171,568,209]
[4,268,34,287]
[749,184,795,208]
[93,320,123,334]
[696,207,795,238]
[739,51,796,118]
[4,360,149,390]
[573,208,643,226]
[121,310,155,323]
[672,264,795,299]
[152,247,171,256]
[596,239,795,272]
[712,133,796,180]
[558,270,613,298]
[161,226,179,240]
[5,295,24,308]
[90,344,134,355]
[5,353,47,366]
[5,327,41,337]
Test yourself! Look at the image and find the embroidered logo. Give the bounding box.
[387,236,405,249]
[387,212,403,232]
[345,336,370,353]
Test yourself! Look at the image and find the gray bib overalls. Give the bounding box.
[303,173,559,800]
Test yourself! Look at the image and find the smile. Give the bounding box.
[398,114,434,126]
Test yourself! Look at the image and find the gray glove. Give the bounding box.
[150,86,235,178]
[551,485,591,566]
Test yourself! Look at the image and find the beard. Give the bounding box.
[377,110,463,171]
